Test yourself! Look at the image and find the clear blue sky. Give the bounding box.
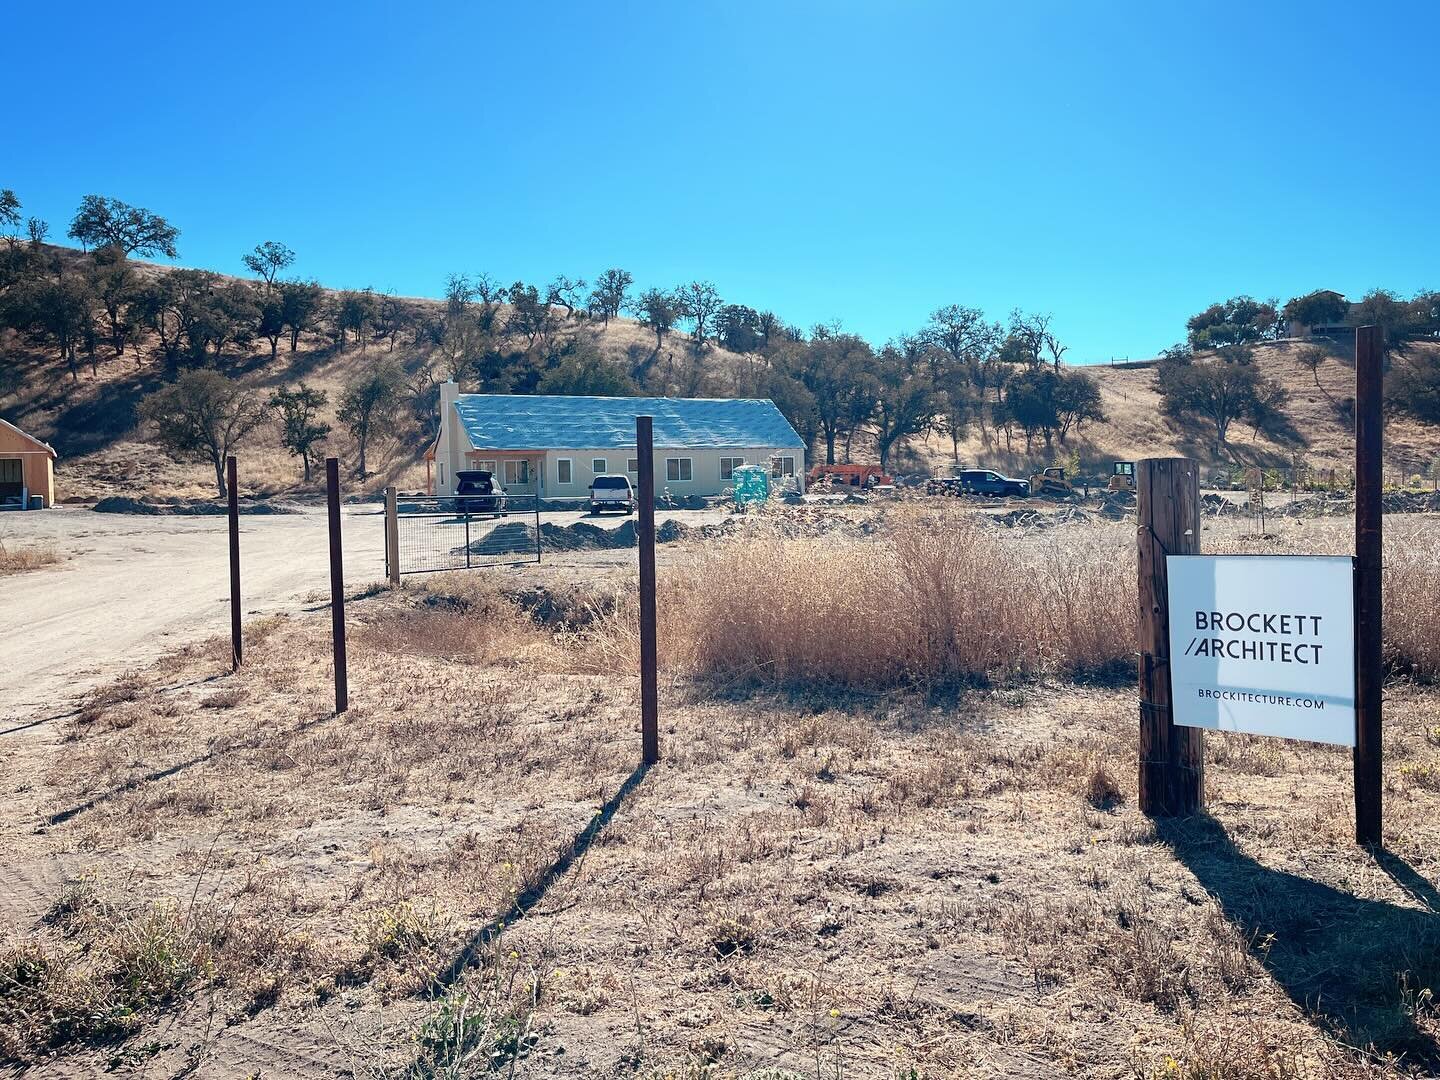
[7,0,1437,361]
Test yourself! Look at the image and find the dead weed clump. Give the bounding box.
[1083,757,1124,810]
[0,894,218,1059]
[0,537,59,576]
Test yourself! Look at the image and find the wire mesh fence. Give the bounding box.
[388,495,540,575]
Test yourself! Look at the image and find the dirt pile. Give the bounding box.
[92,496,297,516]
[528,508,884,551]
[1264,490,1440,518]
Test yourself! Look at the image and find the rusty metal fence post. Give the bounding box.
[1354,325,1384,845]
[227,456,242,671]
[1137,457,1204,817]
[636,416,659,765]
[326,457,348,714]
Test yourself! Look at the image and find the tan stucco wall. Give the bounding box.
[0,422,56,507]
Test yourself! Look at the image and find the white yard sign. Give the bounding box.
[1166,555,1355,746]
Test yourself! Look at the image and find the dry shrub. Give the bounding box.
[0,876,329,1059]
[0,537,59,576]
[71,672,147,728]
[201,687,247,709]
[599,508,1133,687]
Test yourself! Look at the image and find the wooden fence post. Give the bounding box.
[326,457,349,714]
[1137,457,1204,816]
[636,416,659,765]
[1354,325,1384,845]
[227,456,242,671]
[385,485,400,587]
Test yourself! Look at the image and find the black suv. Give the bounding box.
[454,470,506,516]
[938,469,1030,498]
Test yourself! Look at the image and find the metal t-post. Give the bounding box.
[1354,326,1383,845]
[636,416,659,765]
[326,457,348,714]
[227,456,241,671]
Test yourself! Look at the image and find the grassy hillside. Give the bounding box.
[4,244,1439,501]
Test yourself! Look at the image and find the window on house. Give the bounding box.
[666,457,693,482]
[720,457,745,480]
[438,462,446,487]
[478,459,497,474]
[556,458,573,485]
[504,460,530,486]
[592,457,607,475]
[627,458,639,474]
[770,457,796,478]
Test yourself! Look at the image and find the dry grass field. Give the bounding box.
[5,508,1440,1078]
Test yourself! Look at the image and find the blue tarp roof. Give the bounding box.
[453,395,805,451]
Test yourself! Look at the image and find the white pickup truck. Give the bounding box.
[589,474,637,514]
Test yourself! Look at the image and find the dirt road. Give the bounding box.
[0,506,389,724]
[0,505,721,725]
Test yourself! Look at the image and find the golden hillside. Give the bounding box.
[915,340,1440,482]
[5,244,1438,500]
[0,247,755,501]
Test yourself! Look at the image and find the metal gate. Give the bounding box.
[386,494,541,576]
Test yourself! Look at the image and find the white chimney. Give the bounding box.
[438,382,460,494]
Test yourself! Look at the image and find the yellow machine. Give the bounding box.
[1029,466,1075,498]
[1108,461,1136,492]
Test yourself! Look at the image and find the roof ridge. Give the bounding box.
[0,416,57,455]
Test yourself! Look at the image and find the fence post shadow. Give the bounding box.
[1158,814,1440,1069]
[428,761,652,996]
[44,705,340,827]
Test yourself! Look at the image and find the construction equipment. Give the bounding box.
[807,463,893,489]
[1028,466,1075,498]
[1108,461,1136,492]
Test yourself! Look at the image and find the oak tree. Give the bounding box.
[139,370,269,497]
[68,195,180,258]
